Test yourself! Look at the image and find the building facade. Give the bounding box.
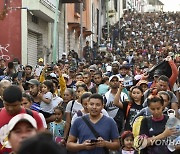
[0,0,132,66]
[22,0,61,66]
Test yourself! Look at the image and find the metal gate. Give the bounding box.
[27,31,38,67]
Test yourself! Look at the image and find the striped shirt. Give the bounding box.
[30,102,41,112]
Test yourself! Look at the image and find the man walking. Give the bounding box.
[0,85,44,153]
[67,93,120,153]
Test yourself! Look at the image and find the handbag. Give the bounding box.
[82,116,109,154]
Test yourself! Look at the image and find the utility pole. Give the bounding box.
[80,2,83,58]
[98,0,101,46]
[52,0,60,64]
[119,0,121,40]
[106,0,109,38]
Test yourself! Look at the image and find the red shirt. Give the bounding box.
[0,107,44,154]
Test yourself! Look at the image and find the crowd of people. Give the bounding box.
[0,10,179,154]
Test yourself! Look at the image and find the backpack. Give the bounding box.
[132,116,144,138]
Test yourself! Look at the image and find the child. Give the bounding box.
[21,93,33,109]
[40,80,54,118]
[49,105,65,144]
[114,85,144,130]
[138,93,177,153]
[119,131,138,154]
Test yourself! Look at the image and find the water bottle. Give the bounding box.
[166,109,180,140]
[167,136,180,152]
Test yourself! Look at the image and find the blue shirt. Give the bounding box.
[70,115,119,154]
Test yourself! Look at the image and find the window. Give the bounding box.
[123,0,126,9]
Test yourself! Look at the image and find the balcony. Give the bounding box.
[62,0,82,3]
[24,0,59,22]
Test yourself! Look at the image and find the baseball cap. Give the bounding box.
[38,58,43,62]
[8,113,37,132]
[112,61,120,67]
[62,52,67,56]
[50,73,57,78]
[69,67,76,72]
[27,79,40,85]
[47,66,53,72]
[78,62,85,66]
[109,75,121,82]
[89,65,97,71]
[134,75,142,81]
[120,64,130,70]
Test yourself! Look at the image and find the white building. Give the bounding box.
[22,0,65,66]
[140,0,164,12]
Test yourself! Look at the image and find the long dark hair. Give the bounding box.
[42,80,54,94]
[129,85,144,104]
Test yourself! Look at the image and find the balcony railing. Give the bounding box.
[40,0,56,11]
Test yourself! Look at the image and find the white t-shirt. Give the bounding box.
[40,92,53,113]
[34,65,44,76]
[65,100,83,117]
[52,95,63,109]
[105,90,128,118]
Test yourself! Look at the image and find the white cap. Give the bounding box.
[8,113,37,132]
[50,73,57,78]
[62,52,67,56]
[109,75,121,82]
[134,75,142,81]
